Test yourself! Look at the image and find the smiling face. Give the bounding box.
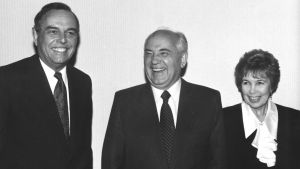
[33,9,79,71]
[144,32,187,90]
[241,72,272,112]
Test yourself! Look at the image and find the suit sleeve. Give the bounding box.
[102,92,124,169]
[209,92,227,169]
[291,109,300,169]
[0,68,8,167]
[82,77,93,169]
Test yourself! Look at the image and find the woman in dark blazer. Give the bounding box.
[223,49,300,169]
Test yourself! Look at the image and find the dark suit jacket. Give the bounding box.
[223,104,300,169]
[102,80,226,169]
[0,55,93,169]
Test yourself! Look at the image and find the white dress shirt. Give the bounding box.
[242,99,278,167]
[40,59,71,132]
[151,79,181,128]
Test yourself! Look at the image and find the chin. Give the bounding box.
[249,103,266,109]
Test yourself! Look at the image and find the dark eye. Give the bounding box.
[257,81,264,85]
[48,29,58,34]
[66,30,78,37]
[160,51,169,57]
[242,81,248,85]
[144,51,153,57]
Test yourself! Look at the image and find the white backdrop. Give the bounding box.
[1,0,299,168]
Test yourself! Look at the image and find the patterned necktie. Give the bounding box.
[54,72,70,138]
[160,90,175,169]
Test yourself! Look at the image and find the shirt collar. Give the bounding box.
[39,58,68,92]
[242,99,278,140]
[151,79,181,104]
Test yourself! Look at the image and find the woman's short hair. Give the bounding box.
[234,49,280,94]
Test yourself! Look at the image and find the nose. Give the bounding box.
[249,84,256,94]
[58,33,67,44]
[151,53,161,64]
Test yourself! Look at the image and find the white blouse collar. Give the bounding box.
[242,99,278,140]
[241,99,278,167]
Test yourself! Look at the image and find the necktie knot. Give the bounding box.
[161,90,171,102]
[54,72,63,81]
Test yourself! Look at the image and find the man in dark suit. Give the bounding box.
[0,3,92,169]
[102,29,226,169]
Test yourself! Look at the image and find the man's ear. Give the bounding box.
[181,53,188,68]
[32,27,38,46]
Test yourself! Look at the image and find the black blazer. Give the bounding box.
[223,104,300,169]
[0,55,93,169]
[102,80,226,169]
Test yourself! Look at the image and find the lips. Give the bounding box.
[248,96,260,103]
[152,68,165,72]
[52,47,67,52]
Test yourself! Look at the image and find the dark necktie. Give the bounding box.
[160,91,175,169]
[54,72,70,138]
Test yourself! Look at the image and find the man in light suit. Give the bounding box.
[102,29,227,169]
[0,3,92,169]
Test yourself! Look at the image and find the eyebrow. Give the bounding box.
[144,48,172,52]
[242,77,267,81]
[66,28,78,32]
[159,48,171,52]
[144,49,152,52]
[45,26,59,30]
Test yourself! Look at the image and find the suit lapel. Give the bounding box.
[66,67,79,157]
[66,66,84,148]
[176,80,195,130]
[171,80,195,169]
[66,67,75,139]
[26,55,66,140]
[232,105,250,156]
[236,105,247,142]
[275,105,291,168]
[28,55,57,113]
[140,84,160,125]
